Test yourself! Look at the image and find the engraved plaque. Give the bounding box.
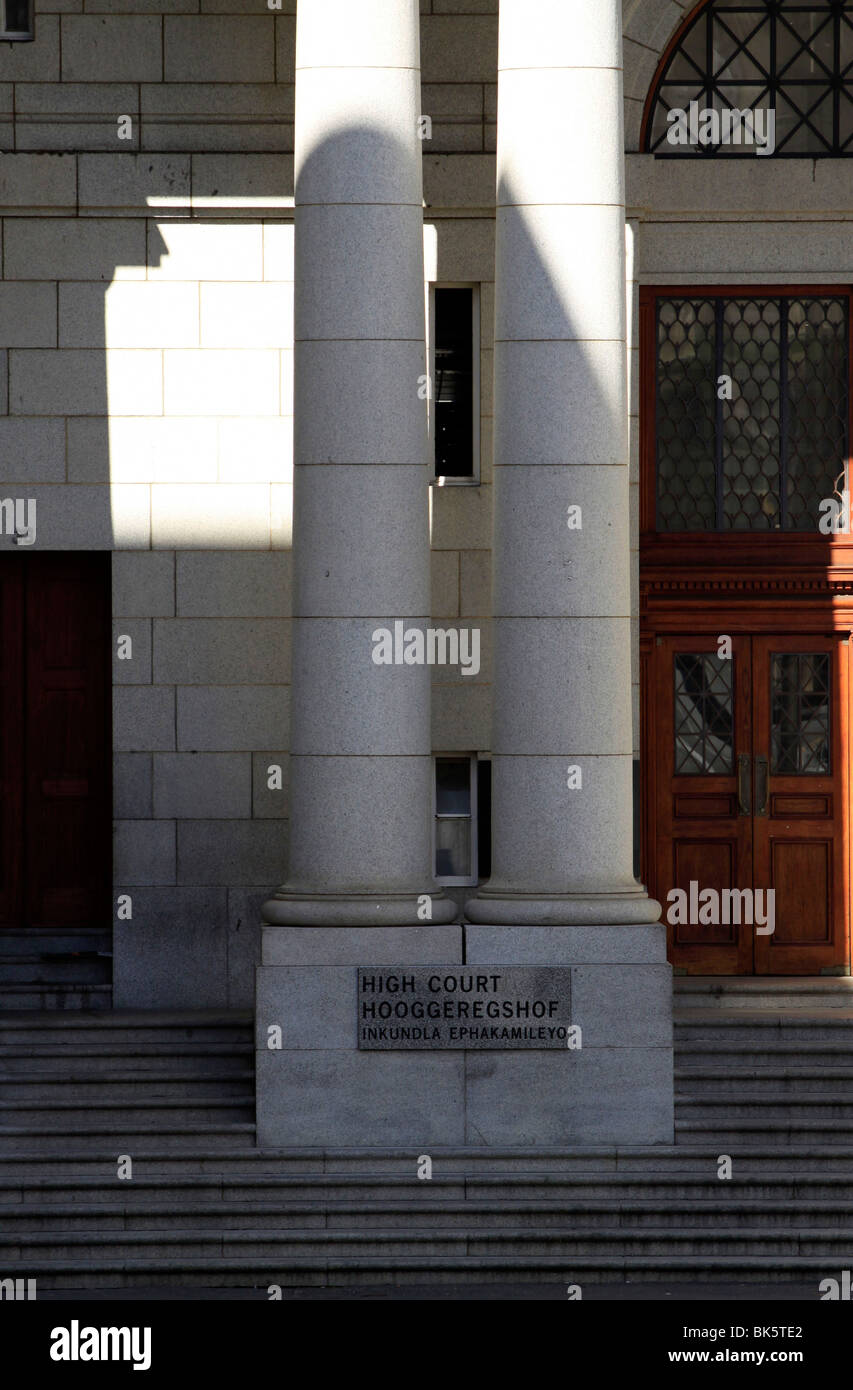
[357,966,573,1050]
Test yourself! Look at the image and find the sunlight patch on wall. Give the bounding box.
[108,219,295,550]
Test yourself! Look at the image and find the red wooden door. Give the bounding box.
[752,634,849,974]
[0,553,111,931]
[0,563,24,925]
[654,634,754,973]
[651,631,850,974]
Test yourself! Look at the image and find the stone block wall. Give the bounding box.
[0,0,504,157]
[0,24,500,1007]
[0,0,707,1005]
[0,194,297,1006]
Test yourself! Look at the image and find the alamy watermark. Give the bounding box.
[50,1321,151,1371]
[0,1276,36,1300]
[666,881,775,935]
[0,498,36,546]
[666,101,776,157]
[371,621,480,677]
[819,487,852,533]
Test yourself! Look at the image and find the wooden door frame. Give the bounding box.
[652,632,755,974]
[639,282,853,974]
[642,608,853,976]
[751,633,849,975]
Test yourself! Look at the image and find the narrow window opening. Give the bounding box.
[477,758,492,882]
[430,285,480,484]
[2,0,32,39]
[434,755,478,886]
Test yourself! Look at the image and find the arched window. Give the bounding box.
[642,0,853,157]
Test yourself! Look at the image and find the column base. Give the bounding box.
[255,921,674,1148]
[464,889,662,926]
[261,891,459,927]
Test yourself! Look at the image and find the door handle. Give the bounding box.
[737,754,751,816]
[755,755,769,817]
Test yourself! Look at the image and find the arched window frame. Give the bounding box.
[641,0,853,158]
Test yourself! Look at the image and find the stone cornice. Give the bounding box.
[626,152,853,221]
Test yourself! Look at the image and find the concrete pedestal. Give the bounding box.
[255,923,673,1148]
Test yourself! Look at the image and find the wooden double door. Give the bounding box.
[0,553,111,932]
[649,632,850,975]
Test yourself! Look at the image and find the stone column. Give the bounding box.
[256,0,461,1149]
[466,0,659,928]
[262,0,454,930]
[460,0,672,1146]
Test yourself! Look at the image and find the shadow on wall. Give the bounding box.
[3,194,297,1009]
[3,111,633,1000]
[479,166,637,901]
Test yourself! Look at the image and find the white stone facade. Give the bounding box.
[3,0,841,1036]
[0,0,503,1008]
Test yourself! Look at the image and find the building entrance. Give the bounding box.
[646,630,849,974]
[0,552,111,936]
[639,283,853,976]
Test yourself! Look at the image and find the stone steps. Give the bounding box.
[0,984,112,1009]
[0,1010,253,1047]
[0,956,112,985]
[11,1254,845,1289]
[0,1011,256,1160]
[0,1098,255,1127]
[678,1048,853,1070]
[8,1167,853,1200]
[5,1197,853,1233]
[676,1123,853,1144]
[2,1144,851,1177]
[676,1067,853,1095]
[675,978,853,1010]
[0,1125,257,1155]
[8,1227,853,1262]
[5,999,853,1292]
[677,1095,853,1118]
[0,1047,254,1076]
[674,999,853,1142]
[0,1075,254,1102]
[0,930,111,959]
[0,932,113,1008]
[674,1014,853,1042]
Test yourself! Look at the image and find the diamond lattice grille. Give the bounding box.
[787,297,849,528]
[657,300,717,531]
[674,653,735,775]
[655,293,848,532]
[646,0,853,157]
[723,298,781,530]
[771,652,831,774]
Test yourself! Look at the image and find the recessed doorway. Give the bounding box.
[639,283,853,976]
[646,631,849,974]
[0,552,112,1000]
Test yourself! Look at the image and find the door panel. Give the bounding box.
[654,635,753,974]
[751,635,848,973]
[0,565,24,925]
[651,631,850,975]
[672,840,739,945]
[0,553,111,932]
